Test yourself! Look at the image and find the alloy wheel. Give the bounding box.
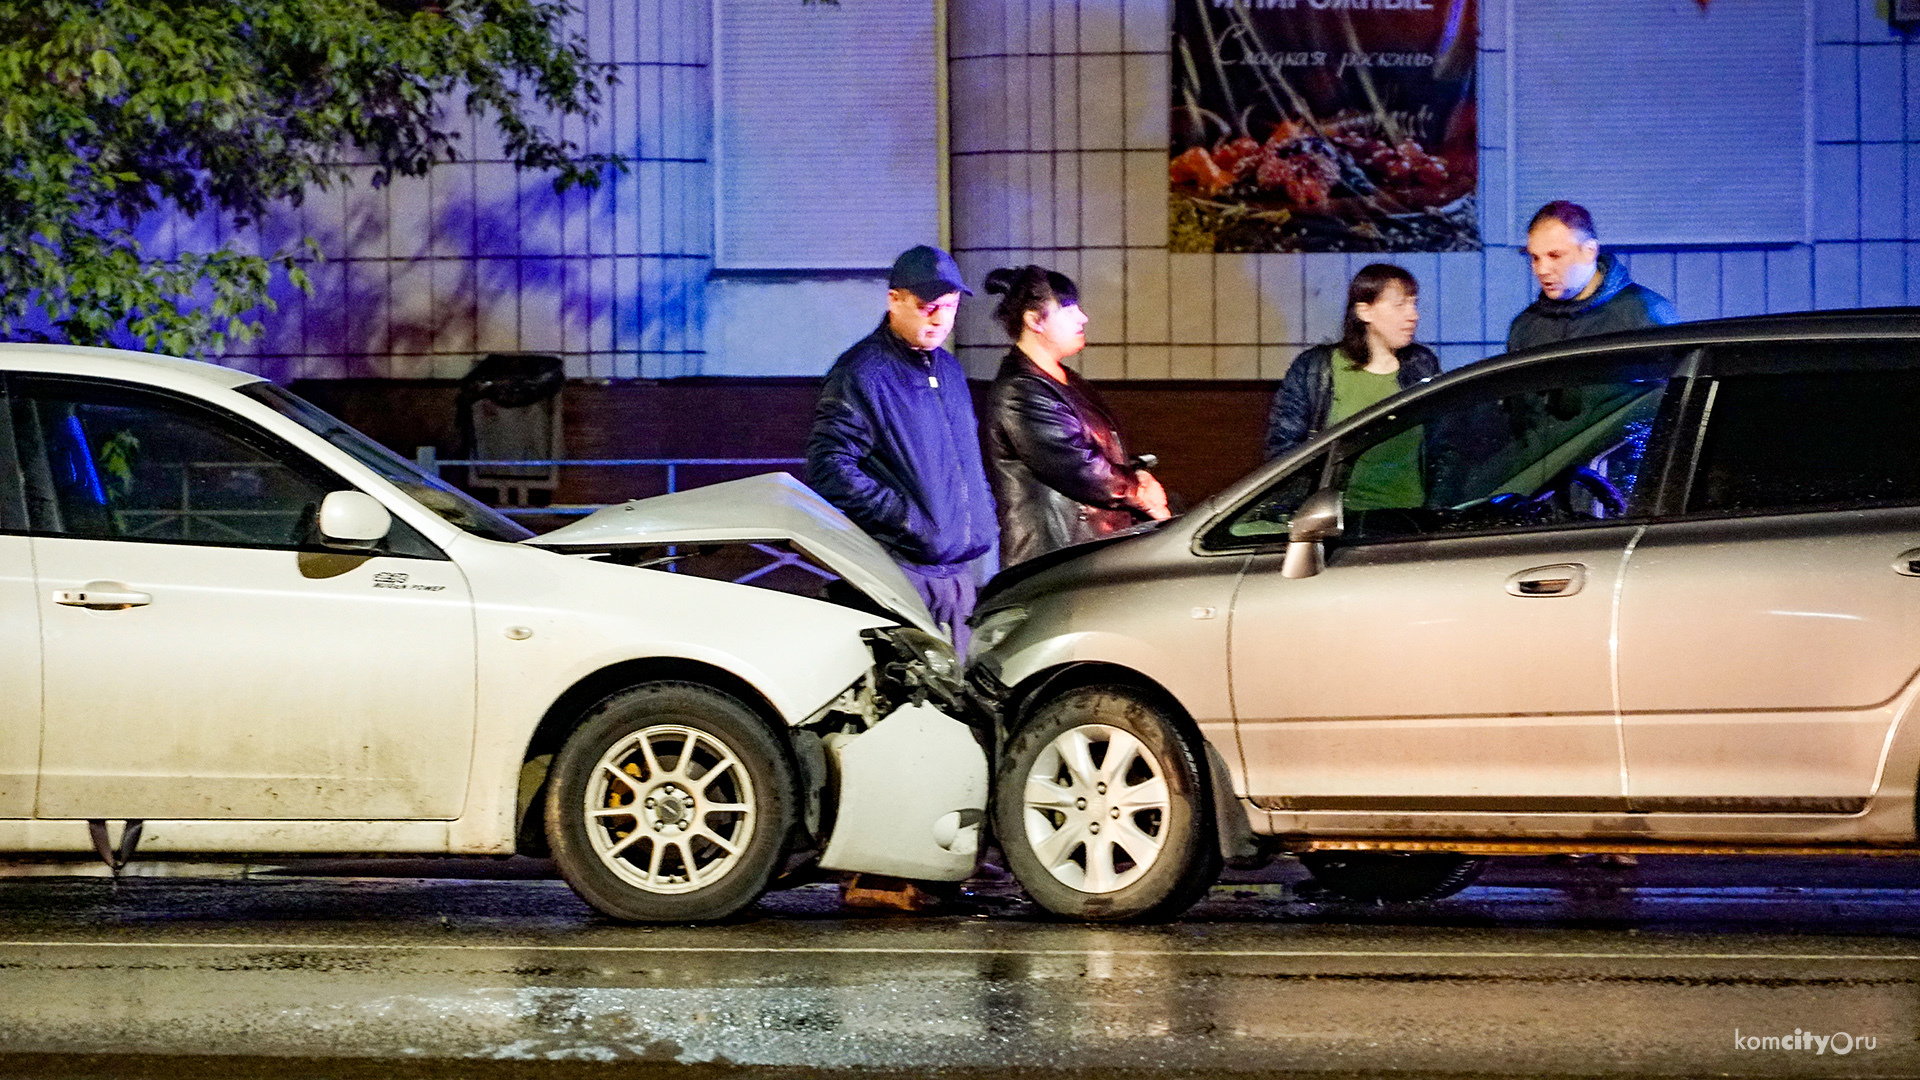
[584,723,756,895]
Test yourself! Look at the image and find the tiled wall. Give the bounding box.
[1804,0,1919,311]
[179,0,1920,382]
[209,0,714,382]
[946,0,1920,380]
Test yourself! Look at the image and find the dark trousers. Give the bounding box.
[894,560,981,655]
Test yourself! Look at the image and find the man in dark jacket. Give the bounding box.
[805,245,996,650]
[1508,201,1678,352]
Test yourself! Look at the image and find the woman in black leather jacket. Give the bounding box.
[983,265,1169,566]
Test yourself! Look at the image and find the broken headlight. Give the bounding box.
[862,626,969,721]
[966,605,1028,660]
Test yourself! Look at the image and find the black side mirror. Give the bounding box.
[1281,488,1343,579]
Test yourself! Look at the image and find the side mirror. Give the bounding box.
[1280,488,1343,579]
[318,490,392,549]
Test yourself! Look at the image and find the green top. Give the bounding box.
[1329,353,1424,511]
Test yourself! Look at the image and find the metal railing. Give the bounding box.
[410,449,829,584]
[101,461,305,543]
[412,448,805,517]
[411,449,835,586]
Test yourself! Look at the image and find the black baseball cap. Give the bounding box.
[888,245,972,301]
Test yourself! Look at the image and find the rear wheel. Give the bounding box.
[994,686,1220,922]
[1299,852,1486,902]
[547,682,795,922]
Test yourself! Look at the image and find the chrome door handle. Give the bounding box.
[1505,563,1586,597]
[53,584,152,610]
[1894,548,1920,577]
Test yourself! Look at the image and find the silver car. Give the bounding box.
[968,310,1920,921]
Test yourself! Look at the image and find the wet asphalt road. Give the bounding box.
[0,856,1918,1078]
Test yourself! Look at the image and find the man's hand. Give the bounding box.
[1131,470,1171,521]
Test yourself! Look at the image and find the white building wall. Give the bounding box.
[946,0,1920,378]
[194,0,1920,382]
[216,0,716,382]
[702,0,943,375]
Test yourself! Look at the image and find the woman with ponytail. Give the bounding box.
[983,265,1169,566]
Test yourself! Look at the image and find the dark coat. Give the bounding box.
[986,350,1143,566]
[804,319,996,572]
[1264,342,1441,461]
[1506,252,1679,353]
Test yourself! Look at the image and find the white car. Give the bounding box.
[0,344,988,921]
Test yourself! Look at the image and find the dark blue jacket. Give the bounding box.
[1264,342,1441,461]
[805,319,996,571]
[1506,252,1678,353]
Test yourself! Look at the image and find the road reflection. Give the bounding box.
[0,857,1916,1073]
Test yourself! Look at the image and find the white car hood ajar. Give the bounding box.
[527,473,941,637]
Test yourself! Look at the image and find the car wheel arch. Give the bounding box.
[1009,662,1204,747]
[1004,662,1260,867]
[514,657,798,856]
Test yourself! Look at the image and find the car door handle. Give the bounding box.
[1505,563,1586,597]
[53,584,152,610]
[1894,548,1920,577]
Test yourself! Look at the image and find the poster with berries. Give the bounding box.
[1171,0,1479,253]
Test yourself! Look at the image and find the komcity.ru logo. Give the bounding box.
[1734,1029,1878,1055]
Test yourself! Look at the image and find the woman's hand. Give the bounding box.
[1131,470,1171,521]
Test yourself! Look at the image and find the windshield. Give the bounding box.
[238,383,535,543]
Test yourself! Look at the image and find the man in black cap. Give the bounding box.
[806,245,997,652]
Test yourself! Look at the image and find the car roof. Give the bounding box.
[0,343,263,392]
[1490,307,1920,369]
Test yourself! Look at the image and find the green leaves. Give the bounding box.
[0,0,617,357]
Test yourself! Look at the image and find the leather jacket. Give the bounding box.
[986,349,1143,566]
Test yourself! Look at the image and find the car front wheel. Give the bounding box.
[547,682,795,922]
[994,686,1221,922]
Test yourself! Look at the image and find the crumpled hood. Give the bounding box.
[527,473,940,637]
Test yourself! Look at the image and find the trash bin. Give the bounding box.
[456,353,565,506]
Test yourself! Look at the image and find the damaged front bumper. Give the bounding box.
[793,628,995,883]
[861,627,1000,733]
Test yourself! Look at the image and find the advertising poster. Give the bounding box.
[1170,0,1480,253]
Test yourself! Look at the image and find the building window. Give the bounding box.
[714,0,942,269]
[1510,0,1808,245]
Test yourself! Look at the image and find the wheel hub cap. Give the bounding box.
[649,784,690,827]
[1021,723,1170,894]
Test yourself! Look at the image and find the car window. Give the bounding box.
[0,379,26,533]
[1332,356,1678,543]
[238,383,533,543]
[1690,369,1920,515]
[11,377,439,556]
[1204,453,1328,549]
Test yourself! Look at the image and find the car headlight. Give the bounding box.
[863,626,960,688]
[967,605,1028,660]
[896,627,959,680]
[862,626,995,731]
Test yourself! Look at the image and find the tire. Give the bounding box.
[546,682,795,923]
[994,685,1221,922]
[1299,852,1486,903]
